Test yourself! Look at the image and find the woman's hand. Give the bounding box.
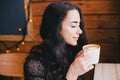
[66,50,94,80]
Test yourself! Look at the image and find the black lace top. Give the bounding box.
[24,45,84,80]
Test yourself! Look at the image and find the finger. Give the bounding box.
[75,53,90,61]
[82,55,91,66]
[75,54,90,66]
[80,54,90,62]
[83,59,92,68]
[83,64,94,73]
[87,65,94,71]
[75,50,85,58]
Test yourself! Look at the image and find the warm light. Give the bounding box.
[24,5,27,9]
[21,41,25,45]
[16,47,20,51]
[18,28,22,31]
[6,50,10,53]
[29,19,32,22]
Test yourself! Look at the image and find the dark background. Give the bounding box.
[0,0,27,35]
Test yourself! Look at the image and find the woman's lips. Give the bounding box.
[73,37,79,41]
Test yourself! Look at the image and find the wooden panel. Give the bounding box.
[99,44,120,57]
[87,30,120,43]
[32,0,40,1]
[32,0,64,2]
[100,57,120,63]
[84,15,120,29]
[32,15,120,29]
[72,1,120,14]
[31,1,120,16]
[32,16,42,27]
[64,0,119,1]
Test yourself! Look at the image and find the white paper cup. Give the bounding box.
[82,44,101,64]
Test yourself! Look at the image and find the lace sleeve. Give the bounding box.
[24,55,46,80]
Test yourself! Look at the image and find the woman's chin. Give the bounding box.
[70,42,77,46]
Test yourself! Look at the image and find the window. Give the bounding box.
[0,0,33,41]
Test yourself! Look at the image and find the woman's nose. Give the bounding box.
[77,27,82,34]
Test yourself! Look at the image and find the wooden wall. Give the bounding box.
[31,0,120,62]
[0,0,120,80]
[30,1,120,79]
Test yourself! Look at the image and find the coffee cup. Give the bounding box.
[82,44,101,64]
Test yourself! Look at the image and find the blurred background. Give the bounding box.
[0,0,120,80]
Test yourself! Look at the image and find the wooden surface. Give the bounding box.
[0,53,28,77]
[94,63,120,80]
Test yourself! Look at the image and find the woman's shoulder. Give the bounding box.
[25,43,49,67]
[24,49,48,72]
[26,44,45,63]
[24,53,47,79]
[30,44,43,54]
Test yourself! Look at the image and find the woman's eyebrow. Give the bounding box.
[71,21,79,23]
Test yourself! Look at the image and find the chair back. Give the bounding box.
[0,53,28,77]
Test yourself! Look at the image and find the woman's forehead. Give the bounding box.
[63,9,80,23]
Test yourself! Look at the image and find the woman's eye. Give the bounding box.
[71,26,76,28]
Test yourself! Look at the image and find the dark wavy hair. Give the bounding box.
[32,2,88,80]
[40,1,88,62]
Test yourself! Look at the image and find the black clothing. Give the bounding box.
[24,44,84,80]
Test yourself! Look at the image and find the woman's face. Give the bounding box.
[60,9,82,46]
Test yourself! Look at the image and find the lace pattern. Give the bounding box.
[27,60,45,76]
[24,55,46,80]
[24,46,84,80]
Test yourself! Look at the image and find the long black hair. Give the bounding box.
[40,1,88,63]
[31,2,88,80]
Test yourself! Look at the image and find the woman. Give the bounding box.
[24,2,94,80]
